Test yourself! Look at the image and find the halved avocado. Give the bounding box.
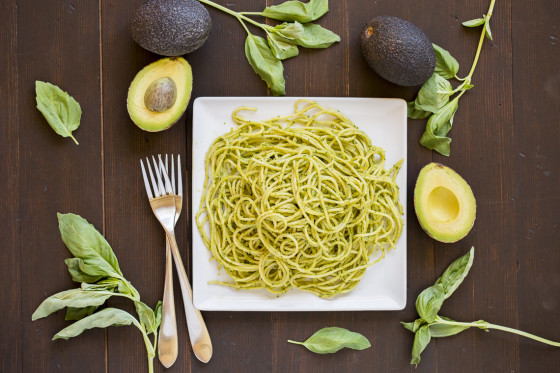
[414,163,476,243]
[127,57,192,132]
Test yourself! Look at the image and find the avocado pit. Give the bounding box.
[144,77,177,112]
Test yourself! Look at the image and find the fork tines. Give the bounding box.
[140,154,183,199]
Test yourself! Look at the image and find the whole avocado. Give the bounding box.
[132,0,212,56]
[361,16,435,87]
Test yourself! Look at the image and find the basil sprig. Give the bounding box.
[32,213,162,373]
[196,0,340,95]
[403,247,560,366]
[35,81,81,145]
[288,327,371,354]
[408,0,496,156]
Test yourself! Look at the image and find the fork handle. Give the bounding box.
[158,239,178,368]
[166,231,213,363]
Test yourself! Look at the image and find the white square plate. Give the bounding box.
[192,97,407,311]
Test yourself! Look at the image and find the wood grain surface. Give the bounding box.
[1,0,559,372]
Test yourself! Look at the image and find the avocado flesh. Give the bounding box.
[414,163,476,243]
[127,57,193,132]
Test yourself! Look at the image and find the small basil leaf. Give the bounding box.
[35,81,81,145]
[407,101,431,119]
[435,247,475,299]
[462,17,485,27]
[429,318,471,338]
[245,34,286,96]
[32,289,113,320]
[294,23,340,49]
[58,213,124,278]
[484,20,493,40]
[415,283,445,323]
[288,327,371,354]
[411,325,431,366]
[65,306,98,321]
[415,73,453,114]
[432,44,460,79]
[64,258,105,283]
[81,279,119,292]
[402,318,426,333]
[419,98,459,156]
[53,308,141,340]
[154,301,163,329]
[262,0,328,23]
[134,301,157,335]
[270,21,304,40]
[267,33,299,60]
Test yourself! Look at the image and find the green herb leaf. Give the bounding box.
[154,301,163,329]
[58,213,124,279]
[293,23,341,49]
[262,0,328,23]
[462,17,485,27]
[411,325,431,366]
[53,308,140,340]
[484,20,493,40]
[401,318,426,333]
[32,289,113,320]
[267,33,299,60]
[288,327,371,354]
[429,317,471,337]
[415,73,453,114]
[407,101,431,119]
[134,301,158,335]
[64,258,105,283]
[434,247,475,299]
[419,98,459,156]
[270,21,305,40]
[81,279,119,292]
[65,306,98,321]
[432,44,459,79]
[415,283,445,323]
[35,81,81,145]
[245,34,286,96]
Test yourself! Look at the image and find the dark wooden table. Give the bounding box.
[2,0,559,372]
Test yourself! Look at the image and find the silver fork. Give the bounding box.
[141,154,213,364]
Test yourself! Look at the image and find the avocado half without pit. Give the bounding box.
[127,57,192,132]
[414,163,476,243]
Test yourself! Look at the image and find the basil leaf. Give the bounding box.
[65,258,105,283]
[419,98,459,156]
[407,101,431,119]
[267,33,299,60]
[271,21,304,40]
[401,318,426,333]
[58,213,124,279]
[35,81,81,145]
[245,34,286,96]
[81,279,119,292]
[262,0,328,23]
[462,17,485,27]
[53,308,141,340]
[134,301,158,335]
[432,44,459,79]
[65,306,98,321]
[415,283,445,323]
[32,289,113,320]
[154,301,163,329]
[429,317,470,338]
[411,325,431,366]
[288,327,371,354]
[294,23,340,49]
[485,20,493,40]
[415,73,453,114]
[435,247,475,299]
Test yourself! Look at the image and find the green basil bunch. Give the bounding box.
[32,213,162,373]
[408,0,496,156]
[403,247,560,366]
[196,0,340,95]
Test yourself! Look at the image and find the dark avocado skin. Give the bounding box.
[361,16,435,87]
[132,0,212,56]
